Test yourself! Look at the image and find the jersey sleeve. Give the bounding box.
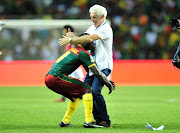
[78,51,95,68]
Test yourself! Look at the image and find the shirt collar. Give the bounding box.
[95,20,106,31]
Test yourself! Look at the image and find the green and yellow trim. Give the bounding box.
[57,74,91,90]
[88,63,95,68]
[58,75,72,83]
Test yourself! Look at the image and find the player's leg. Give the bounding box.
[83,91,93,122]
[83,73,94,123]
[56,74,94,127]
[92,68,112,127]
[45,74,84,127]
[60,97,82,127]
[83,88,103,128]
[84,73,105,124]
[84,73,103,126]
[45,74,102,127]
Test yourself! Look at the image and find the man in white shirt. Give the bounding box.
[58,5,114,127]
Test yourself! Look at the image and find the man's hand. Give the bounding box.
[58,28,76,46]
[66,28,75,38]
[108,80,116,94]
[58,36,71,46]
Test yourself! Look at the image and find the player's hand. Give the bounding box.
[108,80,116,95]
[58,36,70,46]
[110,80,116,88]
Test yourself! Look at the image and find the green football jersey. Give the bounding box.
[47,45,95,77]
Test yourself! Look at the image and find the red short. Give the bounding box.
[45,74,88,101]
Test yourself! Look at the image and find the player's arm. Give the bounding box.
[82,64,89,72]
[78,51,115,94]
[58,34,100,46]
[89,65,115,94]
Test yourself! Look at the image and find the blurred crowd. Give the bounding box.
[1,0,180,60]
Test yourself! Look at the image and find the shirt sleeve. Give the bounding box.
[78,51,95,68]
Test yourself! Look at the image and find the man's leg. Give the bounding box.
[92,77,110,123]
[92,68,111,127]
[84,73,93,86]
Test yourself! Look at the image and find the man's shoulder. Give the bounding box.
[102,22,112,31]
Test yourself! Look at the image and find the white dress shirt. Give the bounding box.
[85,20,113,76]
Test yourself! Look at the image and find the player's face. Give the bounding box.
[63,29,68,36]
[90,12,104,28]
[82,42,95,51]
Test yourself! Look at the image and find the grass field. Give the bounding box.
[0,86,180,133]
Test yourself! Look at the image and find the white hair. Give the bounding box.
[89,5,107,18]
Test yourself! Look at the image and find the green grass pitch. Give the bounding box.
[0,86,180,133]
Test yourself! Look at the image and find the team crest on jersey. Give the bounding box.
[70,48,79,56]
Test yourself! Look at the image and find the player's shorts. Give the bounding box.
[45,74,91,101]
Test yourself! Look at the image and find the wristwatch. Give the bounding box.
[69,38,72,43]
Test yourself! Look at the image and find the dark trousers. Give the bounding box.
[84,68,111,124]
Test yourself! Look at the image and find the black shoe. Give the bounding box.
[98,121,112,128]
[59,121,74,127]
[83,122,103,128]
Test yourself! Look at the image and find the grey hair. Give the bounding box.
[89,5,107,18]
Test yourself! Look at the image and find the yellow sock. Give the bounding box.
[83,93,93,123]
[62,98,81,123]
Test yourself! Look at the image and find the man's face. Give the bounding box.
[90,12,104,28]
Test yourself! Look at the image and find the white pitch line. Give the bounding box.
[168,99,175,102]
[168,98,180,103]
